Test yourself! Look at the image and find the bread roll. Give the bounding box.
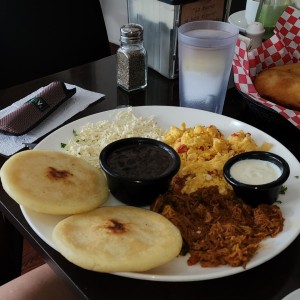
[271,62,300,75]
[254,63,300,111]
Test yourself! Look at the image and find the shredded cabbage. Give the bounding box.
[63,107,165,168]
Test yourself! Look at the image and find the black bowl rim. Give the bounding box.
[99,137,180,183]
[223,151,290,189]
[236,88,299,131]
[237,89,279,116]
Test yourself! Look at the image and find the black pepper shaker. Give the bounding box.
[117,23,147,92]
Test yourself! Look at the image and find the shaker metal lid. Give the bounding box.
[120,23,143,42]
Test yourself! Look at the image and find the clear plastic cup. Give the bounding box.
[178,21,239,114]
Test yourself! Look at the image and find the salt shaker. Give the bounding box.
[117,23,147,92]
[246,22,265,49]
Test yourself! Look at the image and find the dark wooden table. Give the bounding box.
[1,54,300,300]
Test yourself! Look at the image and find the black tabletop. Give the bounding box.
[0,54,300,300]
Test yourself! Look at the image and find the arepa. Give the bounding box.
[0,150,109,215]
[52,206,183,272]
[254,64,300,111]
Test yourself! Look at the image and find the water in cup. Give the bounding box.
[178,21,239,114]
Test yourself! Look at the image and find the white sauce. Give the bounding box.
[230,159,282,185]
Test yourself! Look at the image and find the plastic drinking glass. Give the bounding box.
[178,20,239,114]
[255,0,293,40]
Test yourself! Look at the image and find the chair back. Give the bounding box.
[0,0,111,89]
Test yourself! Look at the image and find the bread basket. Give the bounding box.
[233,6,300,130]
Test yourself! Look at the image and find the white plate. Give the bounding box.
[282,288,300,300]
[228,10,248,33]
[21,106,300,282]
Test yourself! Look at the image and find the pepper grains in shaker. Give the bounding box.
[117,23,147,92]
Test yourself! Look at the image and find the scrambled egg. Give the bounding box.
[163,123,271,195]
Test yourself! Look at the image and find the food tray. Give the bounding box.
[232,6,300,130]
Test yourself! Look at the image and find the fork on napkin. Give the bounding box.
[0,82,105,156]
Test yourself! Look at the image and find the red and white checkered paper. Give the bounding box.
[233,6,300,129]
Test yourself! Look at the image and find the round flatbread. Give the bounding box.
[52,206,183,272]
[0,150,109,215]
[254,67,300,111]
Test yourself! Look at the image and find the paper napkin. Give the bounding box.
[0,83,104,156]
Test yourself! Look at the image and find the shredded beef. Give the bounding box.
[151,186,284,268]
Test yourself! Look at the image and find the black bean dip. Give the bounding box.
[107,143,173,179]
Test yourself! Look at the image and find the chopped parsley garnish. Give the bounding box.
[61,143,67,148]
[279,185,287,195]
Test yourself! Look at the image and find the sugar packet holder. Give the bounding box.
[0,82,76,135]
[232,6,300,129]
